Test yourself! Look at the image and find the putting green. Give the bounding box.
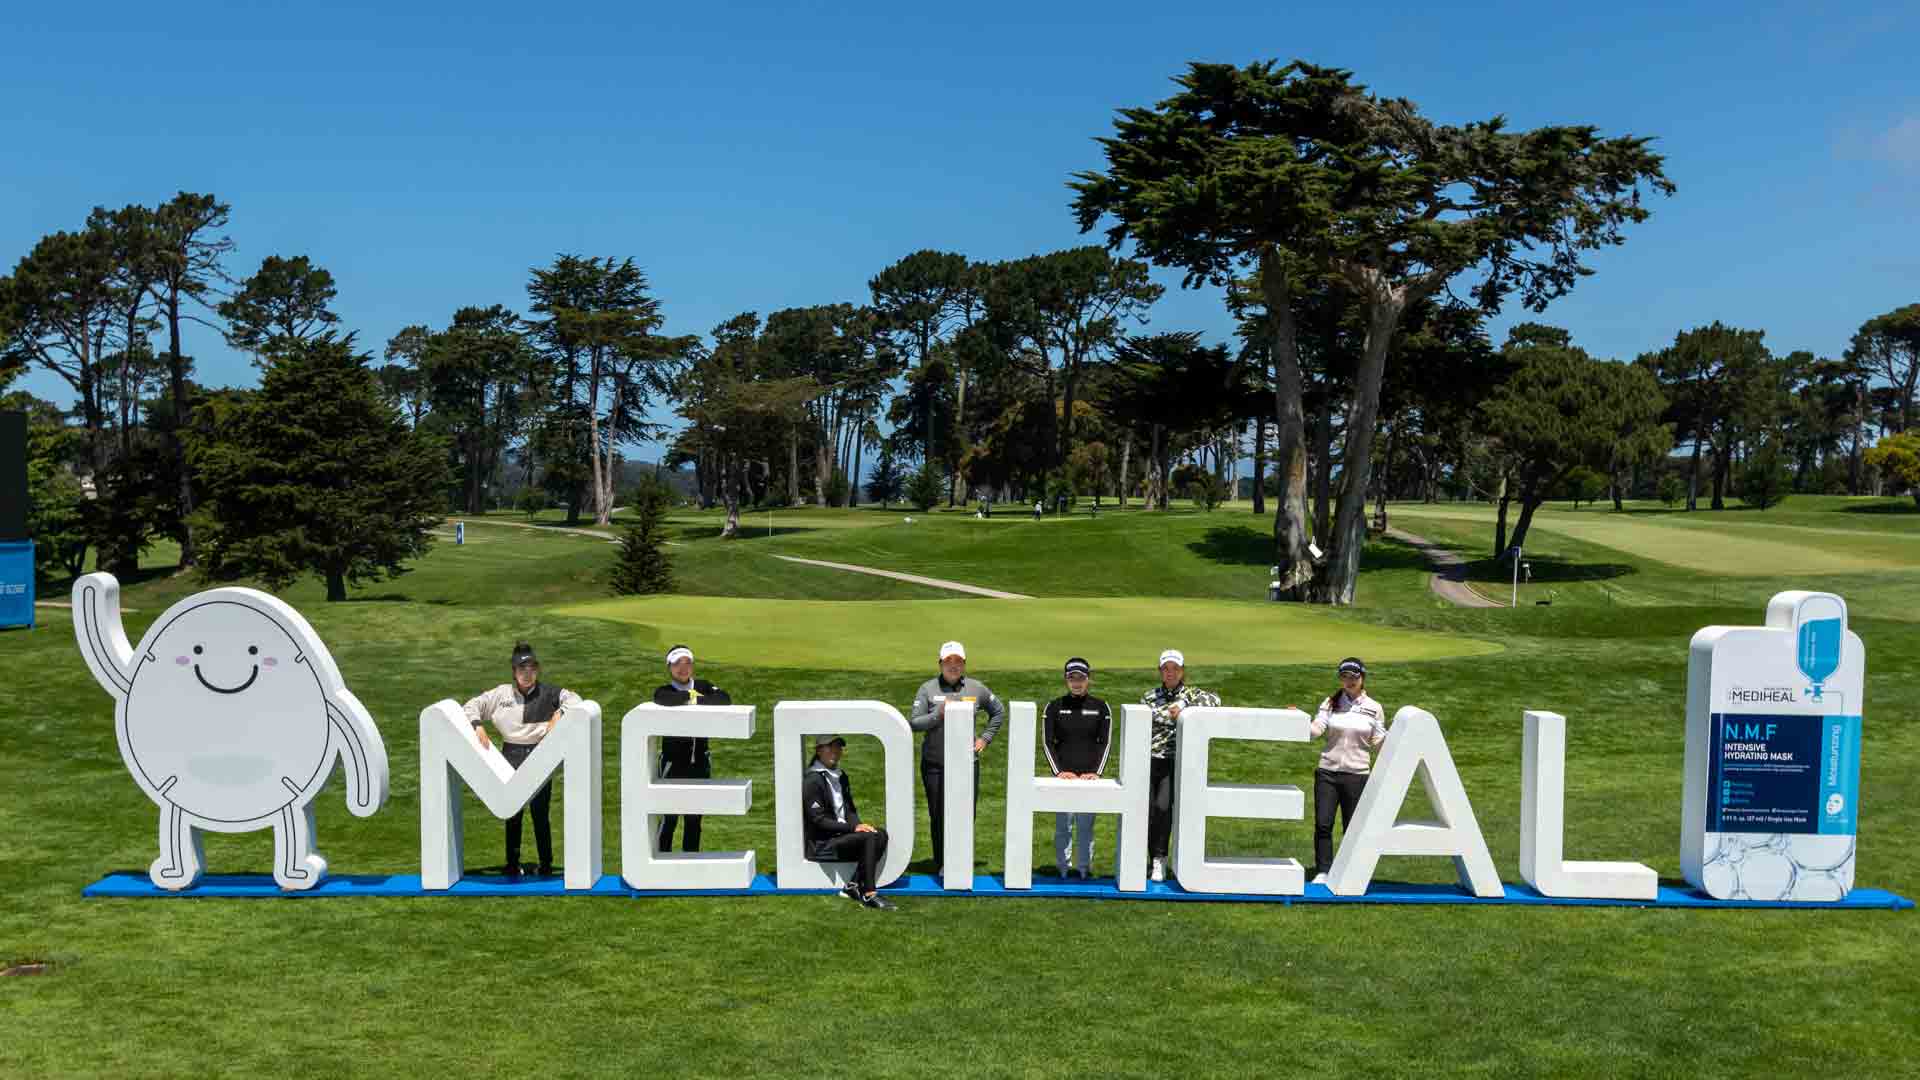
[1392,505,1920,575]
[552,595,1502,671]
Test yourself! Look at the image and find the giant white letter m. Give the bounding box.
[419,699,604,890]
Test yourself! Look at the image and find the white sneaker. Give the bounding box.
[1149,858,1165,882]
[1312,872,1329,885]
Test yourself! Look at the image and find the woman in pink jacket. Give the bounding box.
[1306,657,1386,883]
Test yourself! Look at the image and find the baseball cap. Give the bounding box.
[813,734,848,749]
[1158,649,1185,669]
[939,641,966,661]
[1064,657,1091,677]
[510,642,538,668]
[1338,657,1367,677]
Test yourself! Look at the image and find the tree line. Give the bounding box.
[4,61,1917,602]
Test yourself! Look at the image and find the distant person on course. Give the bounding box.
[1306,657,1386,884]
[464,641,583,880]
[803,734,896,910]
[1044,657,1112,879]
[909,641,1006,877]
[651,644,732,854]
[1141,649,1220,882]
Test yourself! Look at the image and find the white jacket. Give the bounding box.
[1308,691,1386,773]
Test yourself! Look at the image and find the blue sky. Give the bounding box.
[4,0,1916,445]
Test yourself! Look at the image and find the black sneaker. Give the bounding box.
[537,864,555,878]
[861,893,897,911]
[841,883,864,904]
[504,865,523,883]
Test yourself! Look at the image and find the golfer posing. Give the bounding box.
[1044,657,1112,879]
[463,641,583,880]
[1306,657,1386,883]
[909,640,1005,877]
[1140,649,1220,882]
[650,644,733,854]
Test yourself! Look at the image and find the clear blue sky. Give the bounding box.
[5,0,1916,444]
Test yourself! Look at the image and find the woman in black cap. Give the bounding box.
[1044,657,1112,879]
[462,641,582,880]
[1306,657,1387,883]
[802,734,896,910]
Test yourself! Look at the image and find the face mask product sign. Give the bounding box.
[1520,710,1657,899]
[1003,701,1150,891]
[1684,592,1863,901]
[72,572,389,891]
[622,703,756,889]
[1172,707,1311,895]
[418,699,604,890]
[1325,706,1502,898]
[773,701,914,891]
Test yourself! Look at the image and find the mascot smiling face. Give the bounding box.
[125,598,335,824]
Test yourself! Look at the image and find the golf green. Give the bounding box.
[553,595,1503,671]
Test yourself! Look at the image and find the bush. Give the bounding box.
[518,487,550,522]
[1657,472,1683,508]
[1738,448,1793,511]
[610,485,674,595]
[905,460,944,511]
[825,469,851,507]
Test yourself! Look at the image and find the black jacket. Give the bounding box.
[1044,693,1113,775]
[652,679,732,769]
[802,765,866,860]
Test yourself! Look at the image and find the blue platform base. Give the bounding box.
[81,871,1913,910]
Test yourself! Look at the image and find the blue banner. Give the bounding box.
[0,540,32,629]
[1706,711,1861,835]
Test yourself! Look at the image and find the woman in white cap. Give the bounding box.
[803,734,896,910]
[650,644,732,854]
[463,641,583,880]
[908,640,1005,877]
[1306,656,1386,883]
[1140,649,1220,882]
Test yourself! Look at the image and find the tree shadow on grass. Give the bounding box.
[1839,501,1918,515]
[1186,526,1431,573]
[1460,554,1637,584]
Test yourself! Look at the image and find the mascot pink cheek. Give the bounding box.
[262,657,279,668]
[175,656,191,666]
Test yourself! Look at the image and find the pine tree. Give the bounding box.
[188,334,450,600]
[610,484,674,595]
[905,458,944,511]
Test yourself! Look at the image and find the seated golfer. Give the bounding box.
[650,644,732,854]
[803,734,896,910]
[1044,657,1112,879]
[464,641,582,880]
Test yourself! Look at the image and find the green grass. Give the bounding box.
[4,503,1917,1077]
[552,595,1500,671]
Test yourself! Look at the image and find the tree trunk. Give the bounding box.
[1251,419,1266,515]
[850,425,866,508]
[1494,471,1511,558]
[720,455,742,538]
[1312,404,1333,547]
[1118,432,1131,509]
[1260,247,1316,595]
[1309,280,1403,605]
[950,361,969,506]
[165,293,197,567]
[1509,492,1544,553]
[787,427,801,506]
[1710,438,1729,510]
[1686,436,1702,511]
[325,567,347,602]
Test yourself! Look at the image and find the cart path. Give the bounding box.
[1385,527,1505,609]
[769,555,1033,599]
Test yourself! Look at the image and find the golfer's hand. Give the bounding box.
[855,823,877,834]
[474,727,493,750]
[1167,703,1184,720]
[973,738,987,754]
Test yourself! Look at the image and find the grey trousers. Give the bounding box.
[1055,812,1095,873]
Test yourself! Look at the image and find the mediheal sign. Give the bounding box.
[74,574,1883,907]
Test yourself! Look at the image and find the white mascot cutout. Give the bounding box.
[74,573,390,891]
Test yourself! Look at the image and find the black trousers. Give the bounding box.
[1148,755,1177,859]
[657,755,711,852]
[921,757,980,870]
[818,830,890,894]
[500,741,553,871]
[1313,768,1370,872]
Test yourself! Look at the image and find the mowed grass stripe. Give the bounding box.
[552,595,1501,670]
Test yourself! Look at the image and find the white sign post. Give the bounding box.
[1683,592,1863,901]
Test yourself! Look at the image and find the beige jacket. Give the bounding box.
[462,683,584,746]
[1308,691,1387,773]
